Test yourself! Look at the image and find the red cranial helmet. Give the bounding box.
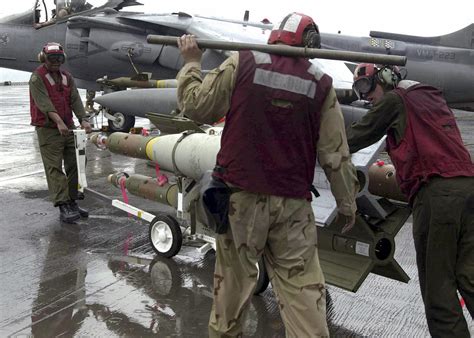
[268,12,321,48]
[353,63,402,99]
[39,42,66,63]
[352,63,379,99]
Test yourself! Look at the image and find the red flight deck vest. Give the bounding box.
[30,64,73,128]
[214,50,332,199]
[387,83,474,203]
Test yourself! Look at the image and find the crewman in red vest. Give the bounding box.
[177,13,359,337]
[29,42,92,223]
[347,63,474,337]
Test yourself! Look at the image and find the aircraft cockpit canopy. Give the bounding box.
[33,0,107,25]
[55,0,93,17]
[0,1,132,26]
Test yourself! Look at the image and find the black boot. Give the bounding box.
[59,203,80,223]
[69,200,89,218]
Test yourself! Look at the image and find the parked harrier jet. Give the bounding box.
[0,0,472,132]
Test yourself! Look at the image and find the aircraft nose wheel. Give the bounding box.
[107,111,135,132]
[149,215,182,258]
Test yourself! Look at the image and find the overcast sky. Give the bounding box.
[1,0,473,80]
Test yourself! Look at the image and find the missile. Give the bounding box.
[91,130,410,291]
[317,203,410,291]
[91,132,155,159]
[93,88,179,117]
[93,131,408,204]
[97,131,221,180]
[93,87,369,127]
[108,172,178,208]
[96,76,177,89]
[368,162,407,202]
[147,35,407,66]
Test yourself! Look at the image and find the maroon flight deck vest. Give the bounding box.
[30,64,73,128]
[214,50,333,200]
[387,84,474,203]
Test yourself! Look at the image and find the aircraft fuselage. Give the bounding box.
[321,32,474,107]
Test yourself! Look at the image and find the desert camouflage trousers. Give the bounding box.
[208,190,329,337]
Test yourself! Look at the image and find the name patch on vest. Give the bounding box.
[251,51,271,64]
[45,73,69,86]
[253,68,316,98]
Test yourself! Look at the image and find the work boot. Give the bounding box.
[69,200,89,218]
[59,203,81,223]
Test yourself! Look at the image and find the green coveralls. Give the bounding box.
[29,71,87,206]
[347,91,474,338]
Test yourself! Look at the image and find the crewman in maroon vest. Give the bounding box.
[347,63,474,337]
[177,13,359,337]
[29,42,92,223]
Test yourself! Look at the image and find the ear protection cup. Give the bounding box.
[304,29,321,49]
[377,66,400,87]
[38,51,46,63]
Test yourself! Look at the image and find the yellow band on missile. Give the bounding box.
[146,137,160,160]
[156,80,168,88]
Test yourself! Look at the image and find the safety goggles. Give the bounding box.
[46,54,65,64]
[353,76,376,100]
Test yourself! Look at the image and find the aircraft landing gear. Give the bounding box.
[105,110,136,133]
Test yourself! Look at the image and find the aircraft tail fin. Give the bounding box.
[370,23,474,49]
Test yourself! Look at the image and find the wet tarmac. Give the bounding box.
[1,85,473,337]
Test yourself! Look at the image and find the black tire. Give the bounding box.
[254,257,270,295]
[107,111,135,133]
[149,214,182,258]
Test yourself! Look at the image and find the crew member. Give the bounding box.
[29,42,91,223]
[177,13,359,337]
[347,63,474,338]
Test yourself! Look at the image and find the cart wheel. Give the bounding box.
[149,256,182,296]
[149,215,182,258]
[254,257,270,295]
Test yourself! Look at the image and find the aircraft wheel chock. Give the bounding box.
[149,214,182,258]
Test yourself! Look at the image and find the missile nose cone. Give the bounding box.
[90,133,108,149]
[107,173,115,184]
[90,133,98,144]
[107,172,129,187]
[93,94,112,107]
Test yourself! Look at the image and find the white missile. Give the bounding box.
[94,88,178,117]
[94,87,368,126]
